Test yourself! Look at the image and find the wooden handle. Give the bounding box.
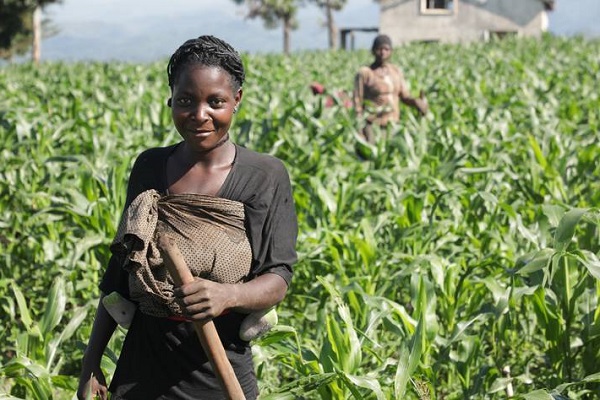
[157,233,246,400]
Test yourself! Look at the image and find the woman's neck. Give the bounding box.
[180,138,236,169]
[371,59,388,69]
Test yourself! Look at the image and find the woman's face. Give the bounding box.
[373,44,392,63]
[170,64,242,154]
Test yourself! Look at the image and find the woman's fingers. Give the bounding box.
[96,383,109,400]
[173,277,210,298]
[172,279,231,320]
[78,376,108,400]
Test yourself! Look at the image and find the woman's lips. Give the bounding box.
[191,129,213,137]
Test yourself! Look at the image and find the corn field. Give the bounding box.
[1,34,599,399]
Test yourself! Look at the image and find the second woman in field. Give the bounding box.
[353,34,429,143]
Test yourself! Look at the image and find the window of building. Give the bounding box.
[420,0,456,15]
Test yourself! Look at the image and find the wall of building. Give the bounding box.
[380,0,548,44]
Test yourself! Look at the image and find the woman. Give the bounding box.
[353,34,428,143]
[77,35,298,399]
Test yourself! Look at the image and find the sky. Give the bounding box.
[38,0,600,63]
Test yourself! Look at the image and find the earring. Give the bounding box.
[233,105,238,114]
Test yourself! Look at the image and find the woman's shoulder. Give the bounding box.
[389,64,405,77]
[356,65,373,78]
[133,144,178,167]
[232,145,291,190]
[235,144,287,173]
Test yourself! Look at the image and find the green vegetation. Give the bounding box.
[1,35,599,399]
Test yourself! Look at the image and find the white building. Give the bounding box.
[379,0,556,43]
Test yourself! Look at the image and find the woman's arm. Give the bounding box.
[227,273,288,312]
[353,70,366,115]
[397,71,428,116]
[77,295,118,400]
[174,273,287,321]
[400,92,429,116]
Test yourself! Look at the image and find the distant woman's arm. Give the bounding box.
[353,71,366,116]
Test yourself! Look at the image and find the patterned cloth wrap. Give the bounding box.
[110,189,252,318]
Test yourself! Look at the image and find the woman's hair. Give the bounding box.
[371,34,393,51]
[167,35,245,91]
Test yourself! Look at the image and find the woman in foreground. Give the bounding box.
[77,35,298,400]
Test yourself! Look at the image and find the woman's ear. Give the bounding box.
[167,98,172,107]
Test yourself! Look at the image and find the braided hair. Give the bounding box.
[167,35,245,92]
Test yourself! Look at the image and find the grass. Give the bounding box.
[0,34,599,399]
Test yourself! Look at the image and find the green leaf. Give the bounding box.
[517,248,554,275]
[554,208,588,251]
[357,219,377,264]
[574,251,600,281]
[489,377,512,393]
[341,372,385,400]
[39,277,66,337]
[337,371,366,399]
[46,306,88,370]
[521,389,554,400]
[11,282,34,332]
[50,374,78,391]
[542,204,565,227]
[255,325,297,346]
[582,372,600,382]
[408,314,424,375]
[447,315,484,345]
[337,302,362,372]
[481,277,509,313]
[59,306,89,342]
[0,394,26,399]
[311,177,337,215]
[528,134,548,169]
[394,346,410,399]
[258,393,296,400]
[260,372,337,398]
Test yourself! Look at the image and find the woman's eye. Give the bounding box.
[210,98,225,107]
[176,98,191,106]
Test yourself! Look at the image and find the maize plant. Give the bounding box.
[1,35,599,399]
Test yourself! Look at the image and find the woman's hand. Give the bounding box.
[174,278,233,322]
[77,368,108,400]
[174,274,288,322]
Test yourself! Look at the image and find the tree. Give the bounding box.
[232,0,300,55]
[0,6,30,60]
[0,0,61,63]
[310,0,347,50]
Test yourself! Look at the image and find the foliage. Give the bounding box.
[0,35,599,399]
[232,0,301,54]
[0,0,61,61]
[309,0,348,49]
[310,0,346,9]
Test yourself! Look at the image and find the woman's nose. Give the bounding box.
[191,103,208,121]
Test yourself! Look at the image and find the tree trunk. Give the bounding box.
[32,6,41,64]
[326,2,337,50]
[283,16,291,55]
